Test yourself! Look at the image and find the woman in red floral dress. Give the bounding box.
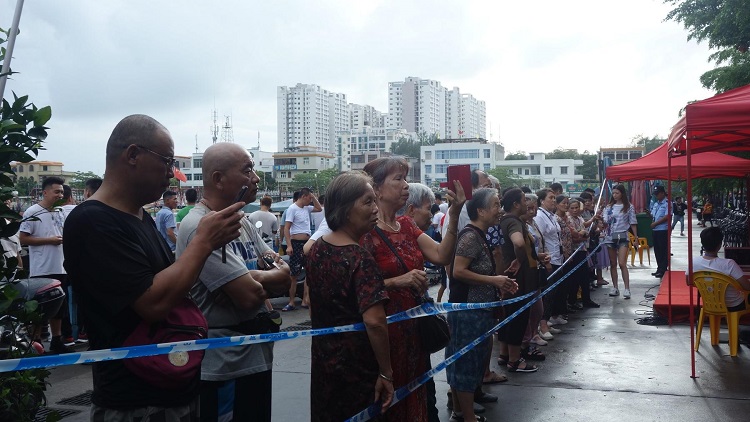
[361,157,465,421]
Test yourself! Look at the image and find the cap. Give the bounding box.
[653,185,666,194]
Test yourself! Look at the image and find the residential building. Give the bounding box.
[420,138,504,186]
[176,146,275,189]
[277,83,349,154]
[388,77,447,137]
[11,160,76,184]
[350,150,421,185]
[493,152,584,188]
[349,103,385,130]
[272,146,336,195]
[445,87,486,139]
[247,146,275,175]
[598,147,645,165]
[338,127,411,154]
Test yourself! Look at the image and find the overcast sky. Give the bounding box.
[2,0,714,176]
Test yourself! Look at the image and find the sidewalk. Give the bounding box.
[40,218,750,421]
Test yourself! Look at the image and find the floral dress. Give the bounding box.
[556,213,572,260]
[308,240,389,422]
[360,216,428,422]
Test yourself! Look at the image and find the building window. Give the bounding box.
[193,159,202,168]
[435,164,448,173]
[194,174,203,181]
[545,167,552,175]
[424,151,432,160]
[470,164,479,171]
[303,157,310,165]
[17,165,23,172]
[435,149,480,160]
[186,174,192,181]
[524,169,530,175]
[425,165,432,174]
[484,149,491,158]
[483,163,490,171]
[42,165,48,171]
[529,155,535,160]
[28,165,34,171]
[560,166,568,175]
[517,168,522,175]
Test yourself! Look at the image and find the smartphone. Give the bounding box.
[234,186,249,203]
[439,165,473,200]
[263,255,281,269]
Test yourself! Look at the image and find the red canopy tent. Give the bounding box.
[607,141,750,181]
[666,83,750,379]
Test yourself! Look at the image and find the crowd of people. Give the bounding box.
[10,113,748,422]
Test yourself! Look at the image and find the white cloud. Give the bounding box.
[1,0,717,175]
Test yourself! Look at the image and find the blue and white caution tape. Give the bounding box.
[346,243,601,422]
[0,293,535,373]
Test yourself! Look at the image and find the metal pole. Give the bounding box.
[686,138,696,379]
[0,0,25,101]
[667,149,673,325]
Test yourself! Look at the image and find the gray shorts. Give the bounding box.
[445,309,494,392]
[91,399,198,422]
[606,239,630,249]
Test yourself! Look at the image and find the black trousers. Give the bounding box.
[200,370,272,422]
[652,229,669,274]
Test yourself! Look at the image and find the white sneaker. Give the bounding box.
[549,316,568,325]
[609,288,620,297]
[623,289,631,299]
[548,326,562,334]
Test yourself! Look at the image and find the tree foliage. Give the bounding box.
[68,171,101,189]
[504,151,528,160]
[665,0,750,92]
[545,148,579,159]
[487,167,526,189]
[390,136,422,158]
[290,168,339,194]
[256,170,277,191]
[632,134,665,154]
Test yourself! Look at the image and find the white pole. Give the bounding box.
[0,0,25,101]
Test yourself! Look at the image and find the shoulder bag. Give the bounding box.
[374,226,450,354]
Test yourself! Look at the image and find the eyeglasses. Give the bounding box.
[136,145,176,168]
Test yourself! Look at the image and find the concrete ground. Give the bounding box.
[40,217,750,421]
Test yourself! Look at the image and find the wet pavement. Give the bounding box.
[40,218,750,421]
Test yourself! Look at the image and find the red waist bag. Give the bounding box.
[122,297,208,390]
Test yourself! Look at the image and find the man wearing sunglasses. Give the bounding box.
[63,114,245,421]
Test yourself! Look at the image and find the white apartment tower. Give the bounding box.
[446,87,487,139]
[277,83,349,153]
[349,104,385,130]
[388,77,447,137]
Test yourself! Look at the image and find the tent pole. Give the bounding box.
[667,152,673,325]
[687,139,696,379]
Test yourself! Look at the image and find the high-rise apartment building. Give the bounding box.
[277,83,349,153]
[388,77,447,137]
[446,87,486,139]
[349,103,385,130]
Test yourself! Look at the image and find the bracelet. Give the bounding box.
[379,373,394,383]
[446,227,458,236]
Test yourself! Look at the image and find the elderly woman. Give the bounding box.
[567,198,599,308]
[522,193,551,349]
[447,188,517,422]
[361,157,465,421]
[534,189,566,339]
[308,172,393,421]
[496,188,539,373]
[397,183,435,232]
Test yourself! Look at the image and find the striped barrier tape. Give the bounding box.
[0,292,536,373]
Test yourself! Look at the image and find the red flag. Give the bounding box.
[173,166,188,183]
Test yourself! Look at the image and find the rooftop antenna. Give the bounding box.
[210,109,219,144]
[258,131,261,149]
[489,120,493,142]
[221,114,234,143]
[195,134,199,153]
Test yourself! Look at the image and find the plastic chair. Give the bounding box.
[693,270,750,357]
[627,232,651,266]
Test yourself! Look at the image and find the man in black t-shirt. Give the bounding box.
[671,196,688,236]
[63,114,245,421]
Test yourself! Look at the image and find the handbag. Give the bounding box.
[373,226,450,354]
[122,297,208,390]
[611,231,629,242]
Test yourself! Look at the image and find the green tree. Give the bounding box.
[68,170,101,189]
[487,166,524,188]
[14,176,35,196]
[545,148,578,159]
[290,168,338,193]
[255,170,277,191]
[504,151,528,160]
[632,134,665,154]
[665,0,750,92]
[390,136,420,158]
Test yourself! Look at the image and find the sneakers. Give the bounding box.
[76,332,89,344]
[530,334,548,346]
[623,289,631,299]
[49,338,75,354]
[450,412,487,422]
[548,326,562,334]
[609,288,620,297]
[548,316,568,326]
[63,336,76,347]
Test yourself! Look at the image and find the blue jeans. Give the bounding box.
[671,215,684,232]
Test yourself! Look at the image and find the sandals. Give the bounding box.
[496,354,509,366]
[450,412,487,422]
[507,358,538,373]
[281,304,296,312]
[521,347,546,361]
[482,371,508,384]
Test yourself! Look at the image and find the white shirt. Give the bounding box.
[432,211,444,228]
[534,207,562,266]
[691,256,748,308]
[438,202,449,215]
[310,217,331,242]
[20,203,66,276]
[285,203,313,236]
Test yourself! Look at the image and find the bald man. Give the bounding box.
[176,142,290,422]
[63,114,245,421]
